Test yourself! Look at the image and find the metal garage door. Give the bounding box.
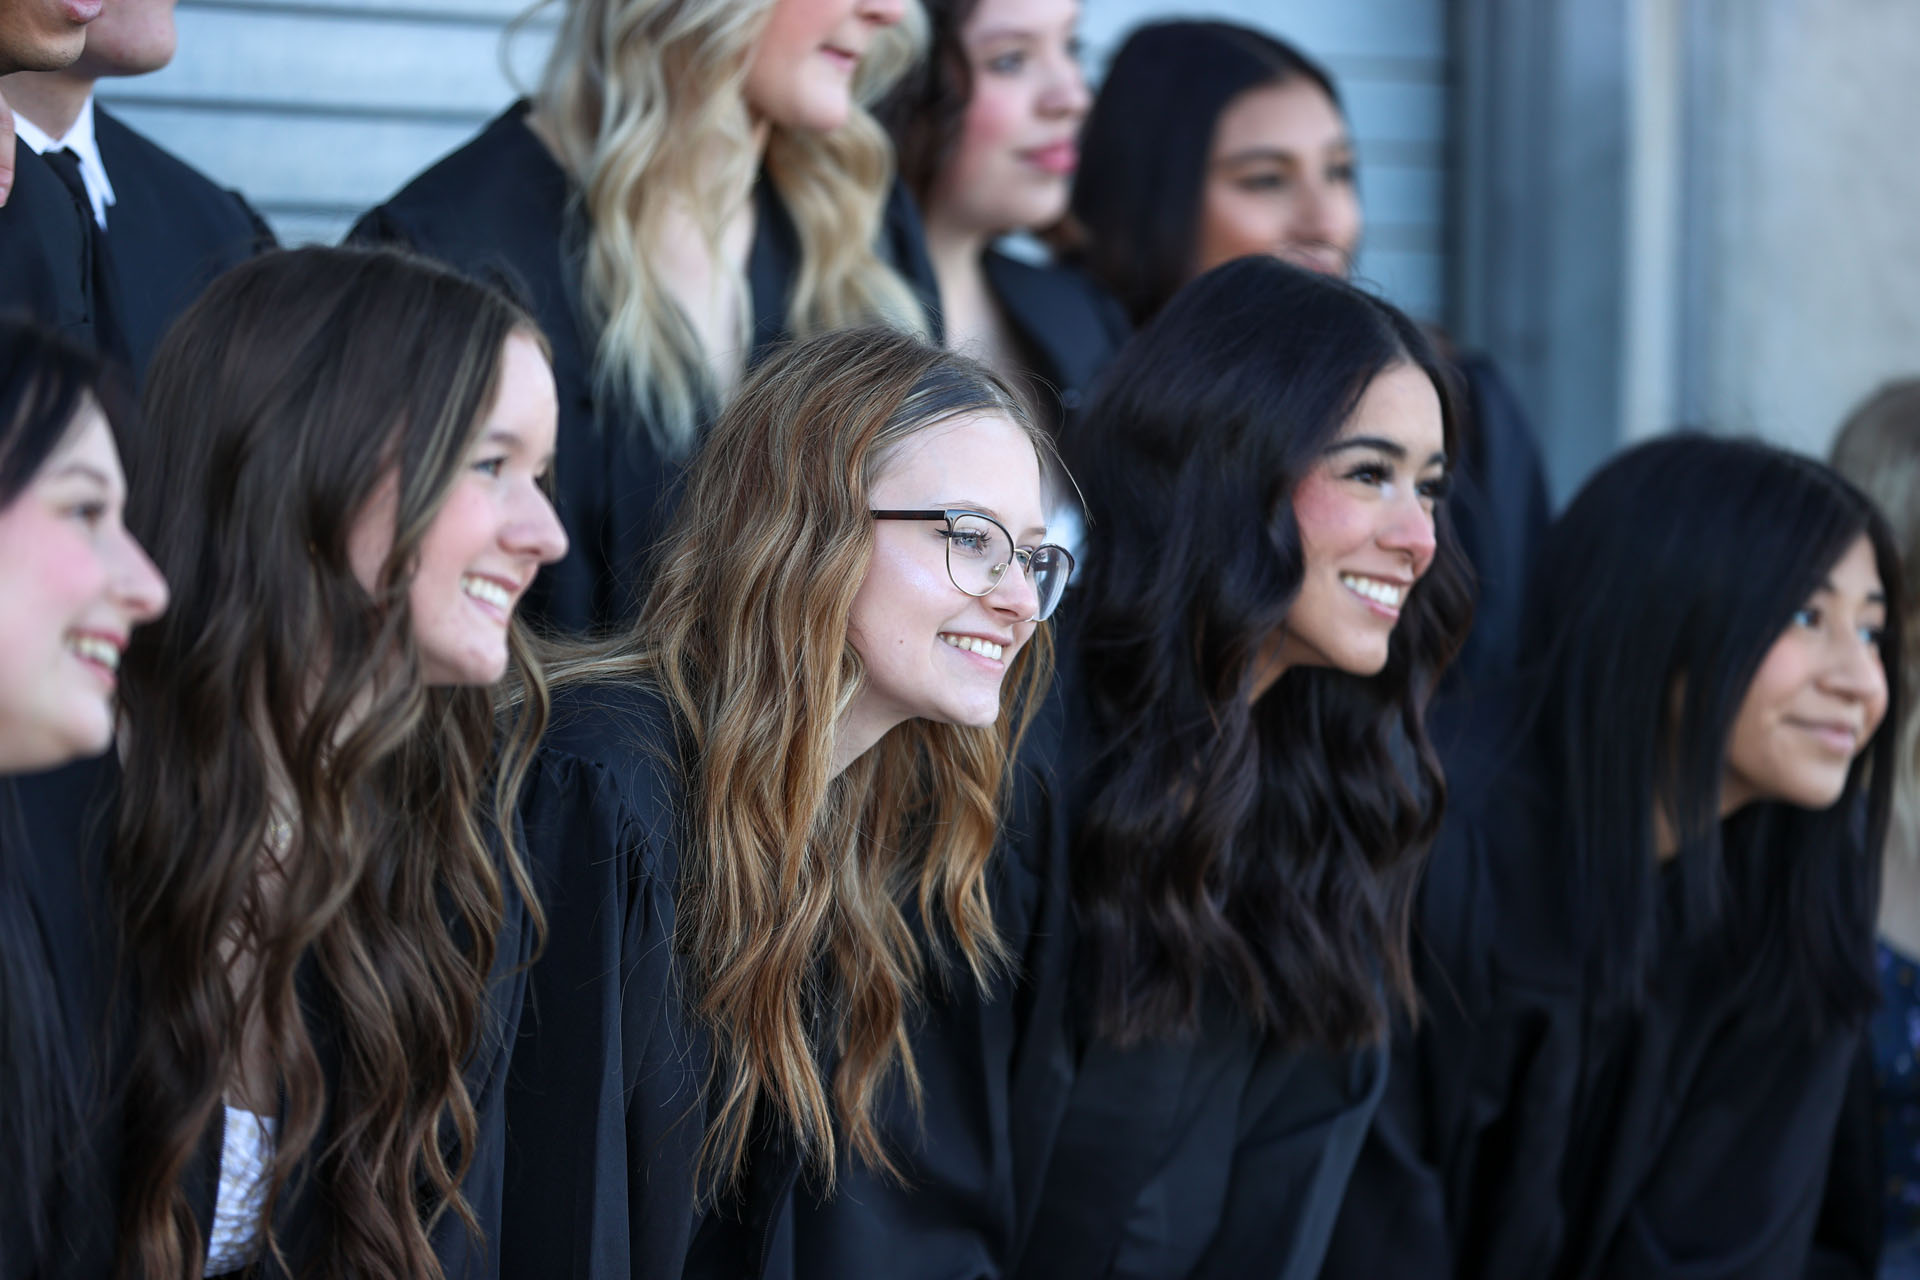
[98,0,1447,319]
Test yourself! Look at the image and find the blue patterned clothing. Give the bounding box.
[1874,942,1920,1276]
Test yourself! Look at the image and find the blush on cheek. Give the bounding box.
[962,81,1024,150]
[1287,470,1362,561]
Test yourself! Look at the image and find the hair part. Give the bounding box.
[1069,19,1342,325]
[1520,433,1902,1031]
[535,0,930,457]
[545,325,1053,1189]
[1066,255,1472,1049]
[113,246,553,1280]
[1831,381,1920,865]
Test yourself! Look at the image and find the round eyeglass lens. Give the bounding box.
[1028,546,1072,621]
[945,513,1013,596]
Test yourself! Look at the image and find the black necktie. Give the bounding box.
[41,147,132,372]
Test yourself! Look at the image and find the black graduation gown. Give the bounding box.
[0,755,534,1280]
[1014,670,1387,1280]
[787,670,1077,1280]
[1807,1028,1880,1279]
[504,679,805,1280]
[1442,352,1552,692]
[93,105,273,381]
[0,759,120,1280]
[978,248,1129,439]
[1320,710,1859,1280]
[792,644,1385,1280]
[351,101,941,636]
[0,145,96,343]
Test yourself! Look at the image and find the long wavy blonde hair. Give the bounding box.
[1832,380,1920,860]
[534,0,930,457]
[545,326,1052,1189]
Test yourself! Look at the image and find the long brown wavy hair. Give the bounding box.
[112,247,552,1279]
[544,325,1053,1188]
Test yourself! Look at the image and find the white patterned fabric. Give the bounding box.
[204,1105,278,1275]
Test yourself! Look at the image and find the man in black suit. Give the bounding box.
[2,0,271,377]
[0,0,99,342]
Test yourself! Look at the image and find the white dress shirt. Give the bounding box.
[12,94,117,230]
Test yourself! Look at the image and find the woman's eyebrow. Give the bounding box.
[936,500,1047,541]
[42,460,115,488]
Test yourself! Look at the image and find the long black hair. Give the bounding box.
[1066,255,1473,1048]
[1519,434,1901,1030]
[0,319,127,1255]
[1069,20,1342,325]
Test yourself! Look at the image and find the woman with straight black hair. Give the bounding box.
[0,320,167,1273]
[1324,434,1901,1278]
[1069,18,1547,689]
[984,254,1472,1280]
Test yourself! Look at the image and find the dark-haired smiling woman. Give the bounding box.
[1005,255,1472,1280]
[99,246,567,1278]
[0,321,167,1274]
[1068,18,1547,687]
[1323,435,1900,1278]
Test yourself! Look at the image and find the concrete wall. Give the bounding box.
[1460,0,1920,500]
[1689,0,1920,457]
[94,0,1452,321]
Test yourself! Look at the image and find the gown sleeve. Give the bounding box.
[1806,1025,1881,1279]
[1595,1009,1856,1279]
[1185,1040,1387,1280]
[500,746,706,1280]
[1321,808,1579,1280]
[787,710,1073,1280]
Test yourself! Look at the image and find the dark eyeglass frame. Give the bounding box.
[871,508,1074,622]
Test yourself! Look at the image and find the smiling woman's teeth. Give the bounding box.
[67,634,121,670]
[1341,574,1404,608]
[462,575,512,609]
[940,633,1004,662]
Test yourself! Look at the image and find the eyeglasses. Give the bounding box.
[871,508,1074,622]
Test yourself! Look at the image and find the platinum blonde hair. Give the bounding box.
[1831,380,1920,861]
[535,0,931,456]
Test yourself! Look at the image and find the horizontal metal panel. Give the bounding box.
[99,104,482,206]
[1083,0,1445,62]
[101,0,1451,320]
[99,6,550,116]
[110,11,1441,143]
[1353,247,1444,321]
[179,0,552,26]
[260,208,355,245]
[1357,163,1446,225]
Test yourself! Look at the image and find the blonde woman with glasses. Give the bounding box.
[356,0,938,636]
[497,325,1067,1280]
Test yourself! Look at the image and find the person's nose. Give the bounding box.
[856,0,906,29]
[986,556,1042,623]
[505,479,570,566]
[1378,491,1437,576]
[1820,625,1889,731]
[1040,48,1091,121]
[109,526,169,625]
